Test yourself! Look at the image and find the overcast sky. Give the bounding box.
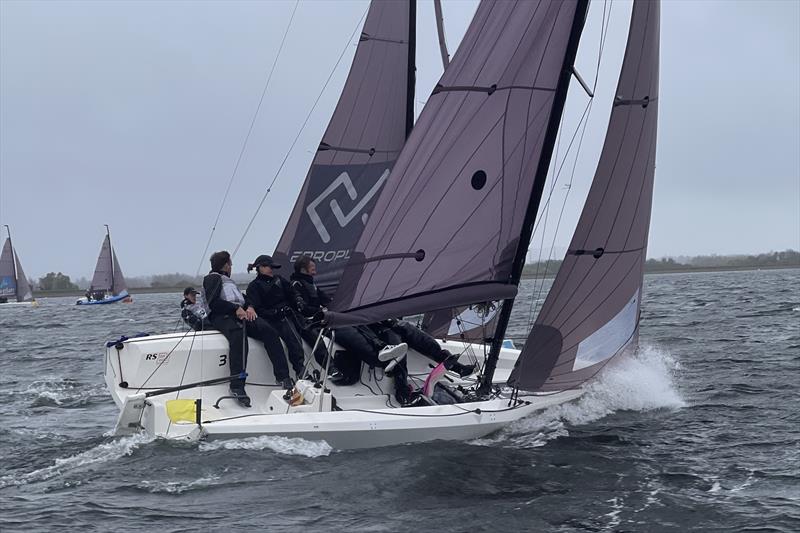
[1,0,798,279]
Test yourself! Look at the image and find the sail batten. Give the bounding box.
[273,0,413,293]
[509,0,660,392]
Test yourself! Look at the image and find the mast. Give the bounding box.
[4,225,18,298]
[105,224,113,294]
[405,0,416,139]
[478,0,590,394]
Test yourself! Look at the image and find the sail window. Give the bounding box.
[573,289,640,371]
[470,170,487,190]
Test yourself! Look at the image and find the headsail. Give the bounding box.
[328,0,588,327]
[13,254,33,302]
[111,249,127,295]
[273,0,415,294]
[509,0,660,392]
[0,239,18,299]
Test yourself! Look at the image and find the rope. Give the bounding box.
[194,1,300,276]
[232,7,369,256]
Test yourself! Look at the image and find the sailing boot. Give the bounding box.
[230,387,251,408]
[379,343,408,372]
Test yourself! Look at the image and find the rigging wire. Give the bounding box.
[194,0,300,276]
[523,0,614,332]
[232,8,370,257]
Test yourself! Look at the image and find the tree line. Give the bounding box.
[29,249,800,291]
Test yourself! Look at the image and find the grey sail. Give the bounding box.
[0,237,34,302]
[273,0,414,294]
[14,254,33,302]
[0,239,18,299]
[329,0,587,327]
[509,0,660,392]
[421,303,500,343]
[111,250,128,295]
[90,235,114,293]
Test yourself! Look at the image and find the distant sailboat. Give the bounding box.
[0,225,37,306]
[76,225,131,305]
[105,0,660,448]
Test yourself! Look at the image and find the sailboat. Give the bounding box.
[104,0,659,449]
[76,225,132,305]
[0,225,37,307]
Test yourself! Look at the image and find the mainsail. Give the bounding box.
[329,0,589,326]
[0,235,34,302]
[273,0,415,294]
[509,0,660,391]
[0,239,18,299]
[91,232,128,295]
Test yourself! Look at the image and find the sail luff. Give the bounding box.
[406,0,416,139]
[106,226,114,296]
[509,0,660,392]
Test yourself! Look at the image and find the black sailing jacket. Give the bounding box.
[246,273,303,320]
[290,272,332,317]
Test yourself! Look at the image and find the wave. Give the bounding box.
[0,433,154,489]
[136,475,220,494]
[198,435,332,457]
[19,379,108,408]
[472,345,686,448]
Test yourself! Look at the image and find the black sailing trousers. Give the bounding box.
[209,314,247,390]
[246,317,295,382]
[264,317,306,379]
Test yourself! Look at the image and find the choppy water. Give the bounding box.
[1,269,798,532]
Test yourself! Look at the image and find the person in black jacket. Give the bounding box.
[290,256,412,405]
[246,255,305,388]
[290,257,335,367]
[203,251,257,407]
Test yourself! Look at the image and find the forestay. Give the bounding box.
[273,0,414,294]
[329,0,585,326]
[509,0,660,392]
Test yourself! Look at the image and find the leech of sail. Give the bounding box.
[508,0,661,392]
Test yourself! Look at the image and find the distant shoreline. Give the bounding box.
[32,264,799,298]
[521,263,800,279]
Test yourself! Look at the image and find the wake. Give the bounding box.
[472,344,686,448]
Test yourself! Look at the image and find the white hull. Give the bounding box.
[105,330,582,449]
